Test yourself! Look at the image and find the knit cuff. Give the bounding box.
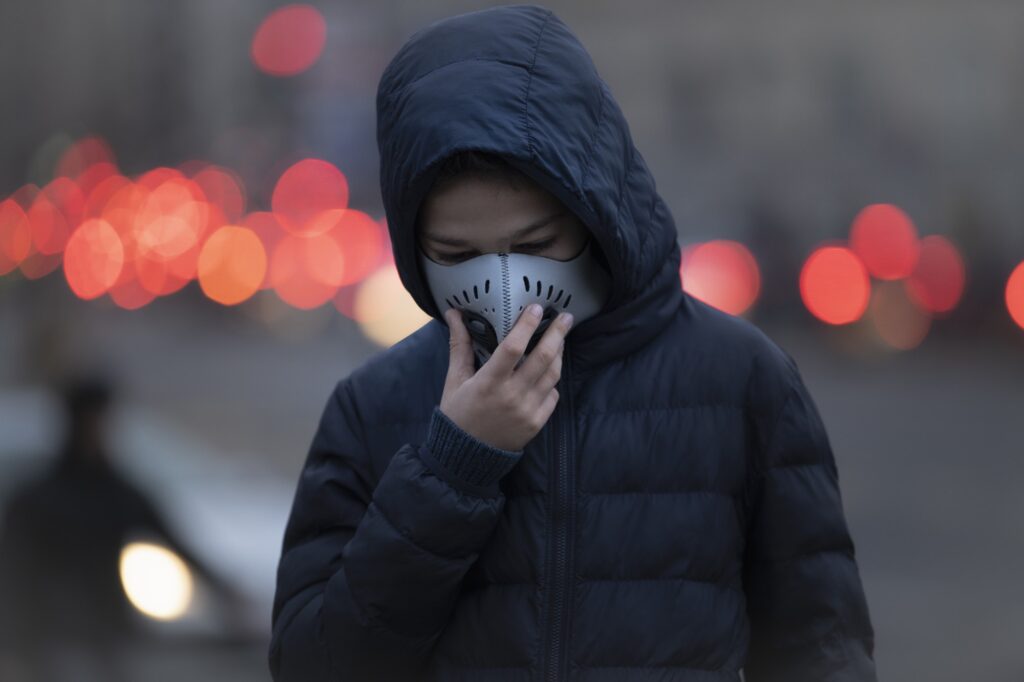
[425,406,523,488]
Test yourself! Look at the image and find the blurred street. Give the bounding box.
[2,0,1023,680]
[3,281,1023,681]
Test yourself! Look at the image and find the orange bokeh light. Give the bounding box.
[63,218,124,299]
[679,240,761,316]
[903,235,966,315]
[241,211,287,289]
[272,159,349,235]
[0,199,33,274]
[251,4,327,77]
[869,280,931,350]
[800,245,871,325]
[849,203,920,280]
[1006,261,1024,331]
[198,225,267,305]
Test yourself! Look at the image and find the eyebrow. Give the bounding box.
[424,211,566,248]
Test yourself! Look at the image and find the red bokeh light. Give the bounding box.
[63,218,124,299]
[272,159,349,235]
[0,199,33,274]
[269,232,341,309]
[799,244,871,325]
[191,165,246,223]
[849,203,920,280]
[31,178,85,255]
[679,239,761,316]
[83,173,132,219]
[55,136,116,179]
[1007,261,1024,331]
[904,235,966,315]
[251,5,327,77]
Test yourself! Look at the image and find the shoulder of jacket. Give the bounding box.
[329,318,447,422]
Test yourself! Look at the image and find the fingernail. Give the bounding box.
[563,312,574,327]
[529,303,543,318]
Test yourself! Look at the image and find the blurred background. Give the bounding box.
[0,1,1022,681]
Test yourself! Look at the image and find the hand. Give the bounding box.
[440,303,574,451]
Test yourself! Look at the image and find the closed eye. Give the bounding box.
[437,238,557,263]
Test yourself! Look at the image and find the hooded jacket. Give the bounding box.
[269,5,878,681]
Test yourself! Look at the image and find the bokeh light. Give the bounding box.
[869,280,932,350]
[119,542,193,621]
[800,245,871,325]
[1007,261,1024,331]
[63,218,124,299]
[55,135,116,179]
[354,264,432,346]
[679,239,761,316]
[198,225,267,305]
[242,211,287,289]
[0,198,32,274]
[251,4,327,77]
[191,165,246,223]
[31,178,85,255]
[272,159,349,235]
[849,203,920,280]
[904,235,966,314]
[269,232,341,309]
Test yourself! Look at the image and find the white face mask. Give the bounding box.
[418,237,612,368]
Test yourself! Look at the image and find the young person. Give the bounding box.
[270,5,878,681]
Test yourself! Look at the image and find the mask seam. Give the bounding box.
[501,253,511,335]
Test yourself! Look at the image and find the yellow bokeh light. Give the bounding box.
[118,541,194,621]
[354,264,431,347]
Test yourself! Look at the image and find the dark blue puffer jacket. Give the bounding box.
[269,5,877,681]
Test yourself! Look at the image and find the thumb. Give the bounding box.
[444,308,475,384]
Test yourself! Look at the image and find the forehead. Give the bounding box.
[418,175,564,243]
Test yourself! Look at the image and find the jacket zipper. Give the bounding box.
[545,342,574,681]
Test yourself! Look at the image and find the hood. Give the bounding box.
[376,4,684,372]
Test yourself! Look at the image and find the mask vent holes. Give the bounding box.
[554,289,563,303]
[546,284,554,300]
[564,294,572,308]
[535,280,542,296]
[462,290,470,304]
[485,279,490,294]
[523,275,530,292]
[473,285,478,299]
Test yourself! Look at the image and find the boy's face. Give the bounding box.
[417,175,590,265]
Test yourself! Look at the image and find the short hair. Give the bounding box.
[429,150,528,196]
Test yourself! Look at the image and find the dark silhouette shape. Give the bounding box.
[0,371,246,682]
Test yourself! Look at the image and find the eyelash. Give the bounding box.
[439,239,556,263]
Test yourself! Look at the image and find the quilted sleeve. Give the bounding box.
[742,363,878,682]
[269,379,522,681]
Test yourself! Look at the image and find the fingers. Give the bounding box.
[444,308,475,384]
[481,303,545,378]
[512,310,574,390]
[538,386,560,423]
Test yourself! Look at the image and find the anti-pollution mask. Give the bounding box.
[418,237,612,369]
